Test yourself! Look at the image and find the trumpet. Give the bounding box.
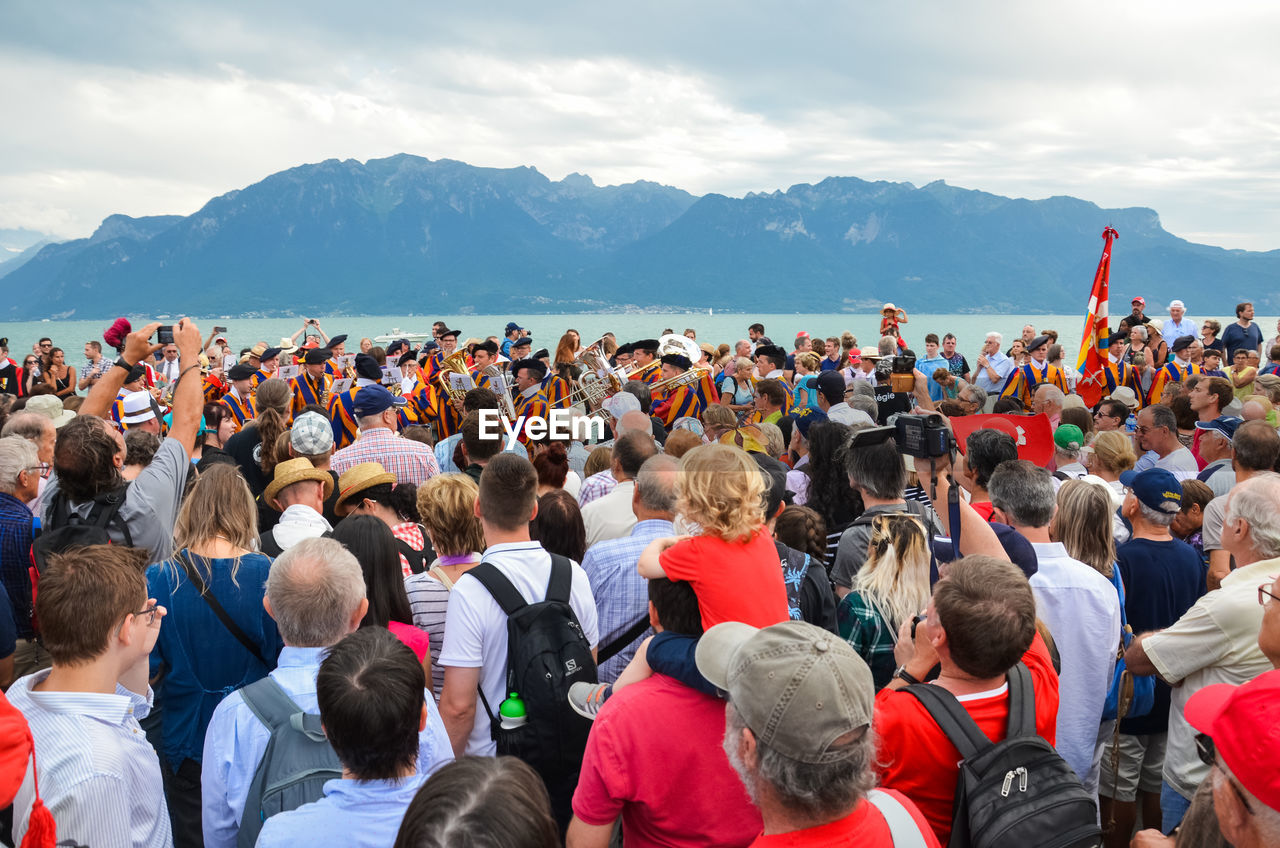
[648,366,712,399]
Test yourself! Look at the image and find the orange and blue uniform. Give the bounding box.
[290,371,331,418]
[1148,359,1202,406]
[1000,362,1068,412]
[219,389,256,432]
[652,381,704,427]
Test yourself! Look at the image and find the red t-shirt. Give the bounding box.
[573,673,762,847]
[658,528,790,628]
[872,635,1060,845]
[749,790,941,847]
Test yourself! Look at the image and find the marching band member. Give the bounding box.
[999,334,1068,412]
[628,339,662,385]
[290,347,333,417]
[218,362,257,432]
[323,334,349,376]
[201,354,228,403]
[1147,335,1204,405]
[511,358,551,449]
[251,346,283,389]
[1095,332,1145,407]
[651,352,705,426]
[328,353,384,450]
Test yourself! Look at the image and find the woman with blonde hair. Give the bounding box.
[145,463,282,839]
[1051,480,1117,579]
[838,513,931,690]
[1084,429,1137,488]
[224,376,292,497]
[405,473,486,698]
[700,402,737,443]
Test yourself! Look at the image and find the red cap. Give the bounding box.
[1185,668,1280,811]
[1131,296,1145,306]
[795,331,810,339]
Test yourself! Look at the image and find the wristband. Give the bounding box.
[113,356,135,371]
[894,665,923,686]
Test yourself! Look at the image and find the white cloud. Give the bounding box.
[0,1,1277,249]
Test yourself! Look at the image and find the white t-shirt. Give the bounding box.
[438,541,599,756]
[1155,447,1200,480]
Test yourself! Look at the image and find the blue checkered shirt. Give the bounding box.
[581,518,674,682]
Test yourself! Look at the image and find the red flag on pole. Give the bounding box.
[1074,227,1119,408]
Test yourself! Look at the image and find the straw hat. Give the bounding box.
[263,458,334,507]
[334,462,397,516]
[276,337,299,355]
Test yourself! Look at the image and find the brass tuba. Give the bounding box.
[434,350,472,403]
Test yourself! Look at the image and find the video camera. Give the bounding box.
[894,413,953,460]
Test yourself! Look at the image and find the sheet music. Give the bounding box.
[278,365,299,380]
[330,378,352,395]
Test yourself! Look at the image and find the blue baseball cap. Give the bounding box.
[1194,415,1243,442]
[790,408,829,439]
[1118,468,1183,515]
[505,321,525,333]
[353,385,406,417]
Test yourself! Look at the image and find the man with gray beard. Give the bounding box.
[696,620,939,846]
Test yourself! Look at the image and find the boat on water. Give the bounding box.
[372,328,433,343]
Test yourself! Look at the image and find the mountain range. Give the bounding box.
[4,154,1278,319]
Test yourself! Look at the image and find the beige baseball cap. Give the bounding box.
[695,620,874,764]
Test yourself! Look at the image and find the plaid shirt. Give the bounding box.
[837,589,898,690]
[390,522,426,576]
[581,519,674,682]
[330,427,440,486]
[577,469,617,507]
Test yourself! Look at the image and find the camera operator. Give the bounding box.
[45,319,204,562]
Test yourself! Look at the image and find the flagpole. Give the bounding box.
[1075,227,1120,408]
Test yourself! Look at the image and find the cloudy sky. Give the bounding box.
[2,1,1277,250]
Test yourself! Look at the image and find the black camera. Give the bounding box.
[155,325,175,345]
[895,413,953,460]
[890,351,916,375]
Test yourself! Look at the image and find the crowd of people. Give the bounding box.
[0,297,1278,848]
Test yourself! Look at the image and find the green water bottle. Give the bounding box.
[499,691,527,729]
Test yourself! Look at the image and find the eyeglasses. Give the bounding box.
[1259,580,1279,607]
[23,464,51,479]
[1196,734,1254,813]
[133,602,162,626]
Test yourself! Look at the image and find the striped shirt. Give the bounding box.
[9,673,172,847]
[581,519,674,681]
[405,562,479,700]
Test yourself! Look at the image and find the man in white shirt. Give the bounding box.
[156,343,182,384]
[1162,299,1198,343]
[201,536,453,848]
[1124,474,1280,831]
[1136,405,1201,479]
[438,453,598,822]
[988,460,1121,797]
[581,431,657,549]
[973,331,1014,406]
[814,371,874,427]
[9,545,172,847]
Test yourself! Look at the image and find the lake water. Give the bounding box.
[3,310,1268,367]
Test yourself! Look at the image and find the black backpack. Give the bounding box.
[31,484,134,577]
[906,663,1102,848]
[469,555,596,826]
